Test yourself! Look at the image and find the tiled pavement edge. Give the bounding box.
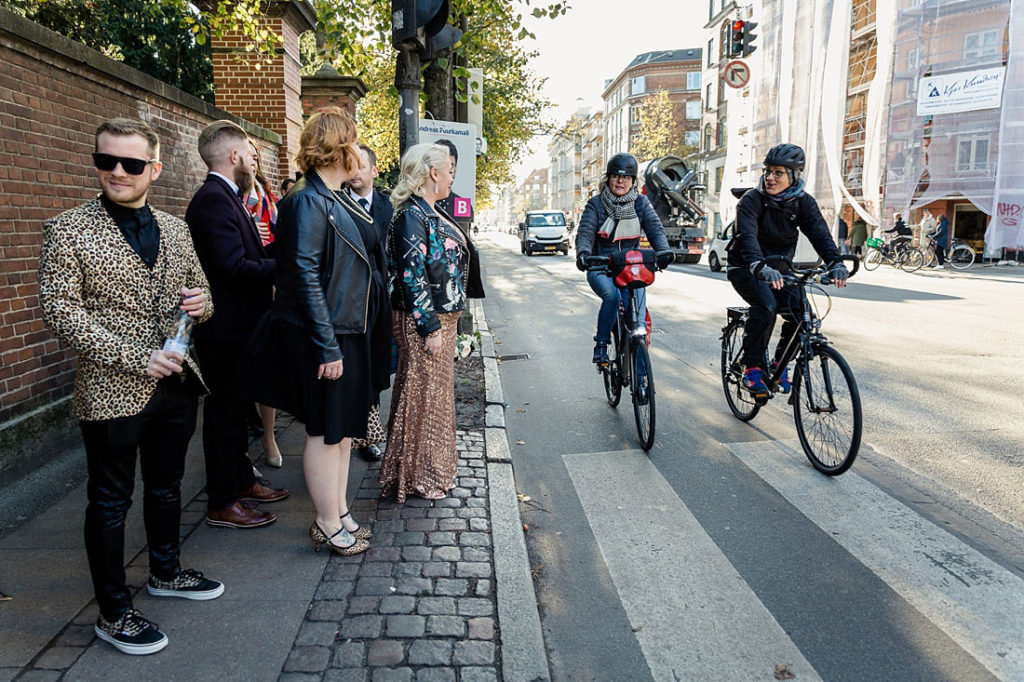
[279,298,550,682]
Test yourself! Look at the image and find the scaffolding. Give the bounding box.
[882,0,1013,252]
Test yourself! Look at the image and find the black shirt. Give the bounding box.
[100,193,159,268]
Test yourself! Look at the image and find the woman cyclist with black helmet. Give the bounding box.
[727,143,848,398]
[576,153,673,364]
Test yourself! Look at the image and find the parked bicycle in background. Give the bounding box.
[863,235,925,272]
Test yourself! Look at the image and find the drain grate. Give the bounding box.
[651,328,666,334]
[498,353,530,362]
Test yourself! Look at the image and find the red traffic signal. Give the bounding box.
[730,20,745,57]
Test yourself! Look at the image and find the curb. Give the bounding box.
[472,298,551,682]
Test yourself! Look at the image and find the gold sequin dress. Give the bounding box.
[379,310,461,502]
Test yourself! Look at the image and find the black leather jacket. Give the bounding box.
[729,189,841,270]
[388,197,468,337]
[271,173,376,363]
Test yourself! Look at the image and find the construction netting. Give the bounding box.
[882,0,1014,256]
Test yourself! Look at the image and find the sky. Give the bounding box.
[511,0,709,183]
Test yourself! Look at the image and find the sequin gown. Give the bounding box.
[379,310,461,502]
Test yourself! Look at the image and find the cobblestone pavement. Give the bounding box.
[281,431,500,682]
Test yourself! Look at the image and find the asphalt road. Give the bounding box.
[477,231,1024,682]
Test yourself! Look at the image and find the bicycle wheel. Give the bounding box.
[792,345,862,476]
[720,322,760,421]
[920,247,936,268]
[948,244,975,270]
[863,249,883,271]
[899,247,924,272]
[631,341,656,451]
[602,324,622,407]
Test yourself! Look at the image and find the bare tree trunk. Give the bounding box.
[423,58,454,121]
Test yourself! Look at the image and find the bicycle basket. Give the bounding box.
[610,249,656,289]
[865,237,883,248]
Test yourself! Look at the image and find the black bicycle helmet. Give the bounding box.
[606,153,639,179]
[763,143,805,171]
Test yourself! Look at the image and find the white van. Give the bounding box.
[518,211,571,256]
[706,220,820,272]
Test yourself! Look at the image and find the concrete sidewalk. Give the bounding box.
[0,299,549,681]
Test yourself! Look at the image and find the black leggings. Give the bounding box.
[727,268,802,369]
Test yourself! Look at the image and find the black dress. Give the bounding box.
[237,201,388,446]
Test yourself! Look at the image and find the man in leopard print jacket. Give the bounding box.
[38,118,224,656]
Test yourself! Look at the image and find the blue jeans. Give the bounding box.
[587,270,647,345]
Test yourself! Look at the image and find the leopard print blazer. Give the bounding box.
[38,196,213,421]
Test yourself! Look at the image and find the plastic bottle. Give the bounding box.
[163,310,194,357]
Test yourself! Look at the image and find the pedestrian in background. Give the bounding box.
[849,217,868,258]
[345,143,394,462]
[244,140,284,468]
[186,120,289,530]
[379,143,469,502]
[931,213,950,268]
[837,215,849,256]
[38,117,223,655]
[237,107,378,555]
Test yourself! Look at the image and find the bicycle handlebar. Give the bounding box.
[585,249,675,272]
[763,253,859,285]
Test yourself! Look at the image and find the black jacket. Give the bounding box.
[728,189,841,270]
[388,197,468,336]
[270,173,378,363]
[185,174,276,344]
[575,193,670,256]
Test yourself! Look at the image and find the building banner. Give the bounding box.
[916,67,1006,116]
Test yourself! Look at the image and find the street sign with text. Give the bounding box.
[724,60,750,89]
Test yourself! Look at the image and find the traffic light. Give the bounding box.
[730,20,745,57]
[391,0,462,61]
[742,21,758,56]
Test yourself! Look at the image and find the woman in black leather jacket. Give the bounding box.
[379,142,470,503]
[239,107,382,556]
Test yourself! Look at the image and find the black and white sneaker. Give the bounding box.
[95,609,168,655]
[147,568,224,600]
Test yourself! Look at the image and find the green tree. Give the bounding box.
[632,90,694,161]
[3,0,214,101]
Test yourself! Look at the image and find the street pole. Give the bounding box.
[396,45,421,157]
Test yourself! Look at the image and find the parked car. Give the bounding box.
[519,210,570,256]
[706,220,821,272]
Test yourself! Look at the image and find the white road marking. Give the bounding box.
[727,440,1024,680]
[563,450,821,681]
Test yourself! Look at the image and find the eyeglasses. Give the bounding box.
[92,153,157,175]
[763,169,787,179]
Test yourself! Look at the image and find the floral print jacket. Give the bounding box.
[388,196,468,336]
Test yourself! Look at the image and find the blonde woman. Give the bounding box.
[239,108,387,554]
[379,143,468,502]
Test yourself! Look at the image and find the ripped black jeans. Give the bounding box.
[79,376,198,620]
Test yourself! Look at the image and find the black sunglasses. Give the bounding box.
[92,153,157,175]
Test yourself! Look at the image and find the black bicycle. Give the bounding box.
[720,255,862,475]
[587,251,671,451]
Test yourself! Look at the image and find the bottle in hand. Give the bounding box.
[163,310,194,358]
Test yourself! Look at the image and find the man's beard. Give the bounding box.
[235,164,255,195]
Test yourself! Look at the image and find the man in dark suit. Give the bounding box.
[346,144,393,460]
[186,120,288,529]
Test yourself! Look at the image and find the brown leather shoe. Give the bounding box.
[206,501,276,529]
[239,479,290,504]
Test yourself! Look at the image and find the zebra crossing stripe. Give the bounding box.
[564,450,822,681]
[726,440,1024,680]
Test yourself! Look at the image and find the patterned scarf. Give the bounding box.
[598,185,641,241]
[760,175,806,203]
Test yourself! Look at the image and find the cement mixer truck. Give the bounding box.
[641,155,707,264]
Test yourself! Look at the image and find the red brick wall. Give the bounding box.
[0,10,281,432]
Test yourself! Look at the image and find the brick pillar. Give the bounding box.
[209,0,315,177]
[302,66,367,118]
